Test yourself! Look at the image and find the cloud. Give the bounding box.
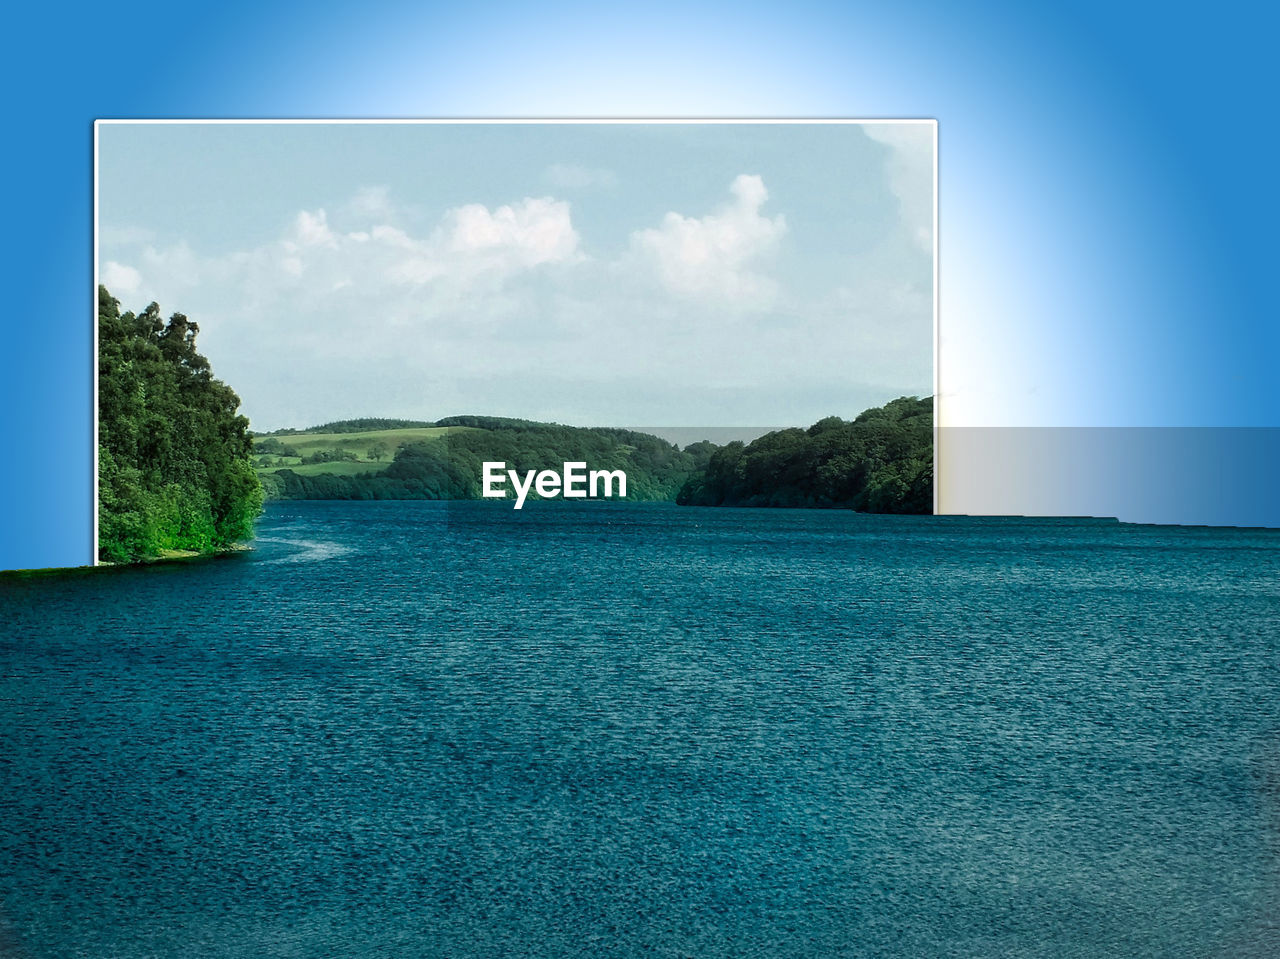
[139,241,203,288]
[629,174,787,308]
[292,209,338,248]
[863,123,934,253]
[545,163,618,190]
[240,193,580,291]
[99,190,586,359]
[380,196,582,285]
[444,197,580,263]
[100,261,141,296]
[96,172,929,432]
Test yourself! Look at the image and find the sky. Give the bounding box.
[97,122,933,432]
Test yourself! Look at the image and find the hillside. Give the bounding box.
[254,427,471,470]
[256,421,712,502]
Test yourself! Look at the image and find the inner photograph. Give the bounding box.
[94,120,935,556]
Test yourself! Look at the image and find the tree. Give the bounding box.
[675,397,932,513]
[98,286,263,562]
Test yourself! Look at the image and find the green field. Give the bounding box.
[255,426,464,458]
[262,460,387,477]
[253,426,476,481]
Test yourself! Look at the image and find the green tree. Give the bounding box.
[98,286,263,563]
[676,397,932,513]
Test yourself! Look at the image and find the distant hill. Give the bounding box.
[676,396,932,513]
[255,420,714,503]
[262,417,437,435]
[254,397,933,513]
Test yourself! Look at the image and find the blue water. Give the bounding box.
[3,501,1280,957]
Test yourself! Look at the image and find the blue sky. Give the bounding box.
[97,122,933,432]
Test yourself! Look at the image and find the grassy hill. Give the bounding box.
[253,427,475,477]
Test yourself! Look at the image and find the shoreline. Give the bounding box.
[1,543,253,579]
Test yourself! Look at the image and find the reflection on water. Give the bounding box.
[1,501,1278,958]
[253,536,356,564]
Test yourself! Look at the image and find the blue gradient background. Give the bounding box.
[1,0,1276,569]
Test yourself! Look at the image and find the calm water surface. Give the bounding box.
[2,501,1280,957]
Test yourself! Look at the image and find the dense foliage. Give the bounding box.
[432,415,548,430]
[262,423,716,502]
[98,286,263,562]
[676,396,933,513]
[254,437,301,457]
[300,448,360,465]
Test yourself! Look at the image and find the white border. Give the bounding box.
[92,118,939,560]
[932,119,940,515]
[96,118,934,125]
[93,122,100,563]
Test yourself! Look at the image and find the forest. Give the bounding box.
[97,286,263,563]
[261,423,716,502]
[258,397,932,514]
[675,396,933,512]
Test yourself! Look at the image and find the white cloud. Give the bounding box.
[100,190,586,363]
[139,241,202,288]
[379,196,582,285]
[443,197,580,263]
[545,163,618,189]
[293,209,338,248]
[100,261,141,296]
[863,123,934,253]
[175,193,583,296]
[629,174,787,308]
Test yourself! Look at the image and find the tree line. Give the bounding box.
[261,397,932,513]
[261,417,436,435]
[676,396,932,512]
[262,423,716,502]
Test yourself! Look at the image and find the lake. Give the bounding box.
[2,501,1279,957]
